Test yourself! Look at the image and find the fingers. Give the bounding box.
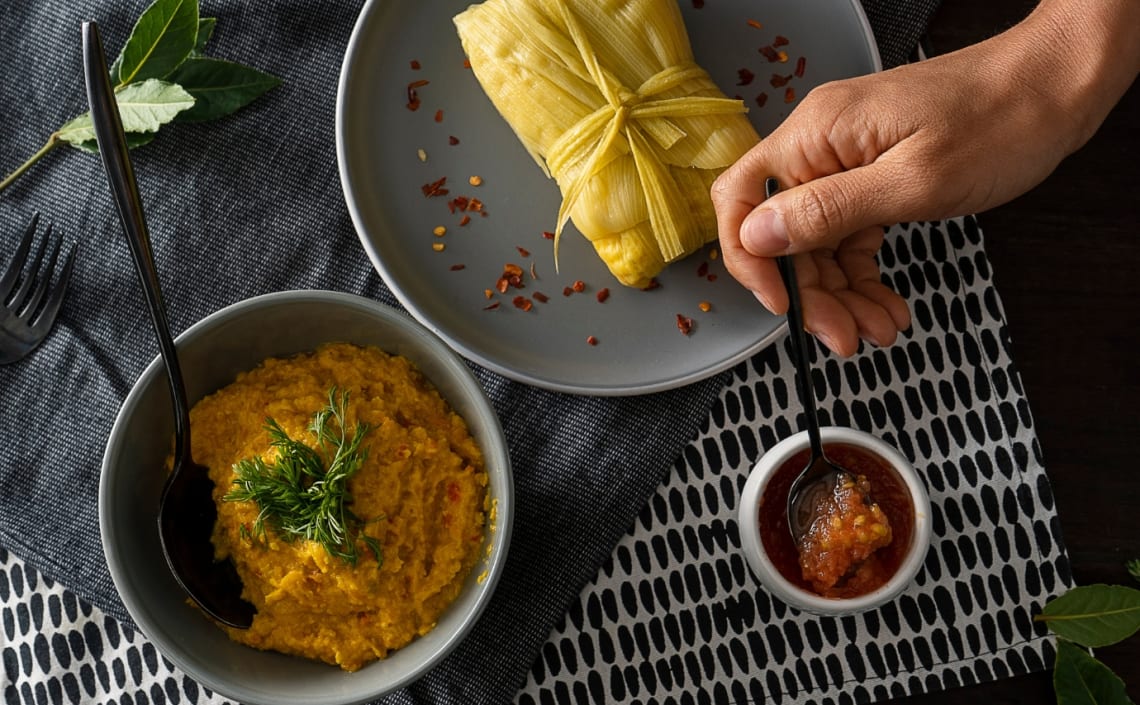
[738,161,909,257]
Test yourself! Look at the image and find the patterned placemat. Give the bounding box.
[514,218,1072,704]
[2,218,1072,705]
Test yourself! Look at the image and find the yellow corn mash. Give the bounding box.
[189,342,488,671]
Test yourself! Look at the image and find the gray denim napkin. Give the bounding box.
[0,1,939,702]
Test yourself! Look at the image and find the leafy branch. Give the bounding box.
[1035,560,1140,704]
[0,0,279,193]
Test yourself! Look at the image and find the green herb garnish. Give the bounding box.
[225,388,382,567]
[0,0,280,193]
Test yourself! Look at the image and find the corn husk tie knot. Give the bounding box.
[544,0,747,266]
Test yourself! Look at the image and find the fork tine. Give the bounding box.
[0,213,39,302]
[28,240,75,333]
[6,222,51,313]
[17,226,64,321]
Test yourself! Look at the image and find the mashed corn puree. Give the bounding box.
[189,342,488,671]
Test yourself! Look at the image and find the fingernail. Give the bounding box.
[752,289,776,313]
[740,209,789,254]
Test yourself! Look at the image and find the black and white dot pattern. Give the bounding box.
[1,218,1070,704]
[514,217,1071,704]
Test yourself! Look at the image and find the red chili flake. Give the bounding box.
[517,246,531,257]
[697,261,709,278]
[467,198,485,213]
[533,291,549,303]
[434,109,444,123]
[512,295,533,311]
[494,264,525,293]
[784,86,796,103]
[707,274,718,282]
[562,286,574,297]
[596,288,610,303]
[541,231,555,240]
[422,177,449,198]
[777,50,789,63]
[586,335,599,346]
[572,280,586,293]
[770,73,792,88]
[459,214,472,226]
[691,0,704,7]
[483,302,501,311]
[463,58,472,69]
[642,278,661,291]
[773,35,790,47]
[406,79,429,111]
[449,135,460,146]
[736,68,755,86]
[746,19,763,30]
[676,314,694,335]
[795,56,807,78]
[760,45,780,62]
[449,264,466,271]
[756,92,769,107]
[448,195,469,213]
[410,60,421,70]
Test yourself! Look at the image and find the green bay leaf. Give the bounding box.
[115,0,200,85]
[56,79,195,146]
[167,57,280,123]
[191,17,216,56]
[1038,585,1140,648]
[1053,641,1134,705]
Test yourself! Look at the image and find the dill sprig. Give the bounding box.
[224,387,382,567]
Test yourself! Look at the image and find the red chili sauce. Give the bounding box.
[758,443,914,599]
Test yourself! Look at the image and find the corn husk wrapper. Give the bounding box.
[454,0,760,288]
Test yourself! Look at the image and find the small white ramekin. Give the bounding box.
[738,427,932,616]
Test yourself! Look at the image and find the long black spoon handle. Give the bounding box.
[767,178,825,459]
[82,22,192,459]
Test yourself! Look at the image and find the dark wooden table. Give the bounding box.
[896,1,1140,703]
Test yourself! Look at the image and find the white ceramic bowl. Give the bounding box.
[100,290,513,705]
[738,427,931,616]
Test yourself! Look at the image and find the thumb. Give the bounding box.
[739,166,898,255]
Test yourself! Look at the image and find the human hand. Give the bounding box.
[711,0,1139,357]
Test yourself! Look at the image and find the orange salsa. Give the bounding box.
[758,443,914,599]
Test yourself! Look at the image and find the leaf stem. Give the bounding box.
[0,134,63,194]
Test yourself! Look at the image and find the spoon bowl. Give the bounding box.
[83,21,253,628]
[764,178,857,542]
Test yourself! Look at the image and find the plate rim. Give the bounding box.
[336,0,881,396]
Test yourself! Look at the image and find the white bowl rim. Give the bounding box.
[738,426,932,616]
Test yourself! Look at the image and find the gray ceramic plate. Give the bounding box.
[337,0,880,396]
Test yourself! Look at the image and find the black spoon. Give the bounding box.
[83,21,254,628]
[764,178,853,541]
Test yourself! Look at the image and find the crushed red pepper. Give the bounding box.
[448,136,460,146]
[410,60,421,70]
[406,79,429,111]
[434,109,444,123]
[422,177,449,198]
[517,246,530,257]
[676,314,694,335]
[737,68,755,86]
[596,288,610,303]
[795,56,807,78]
